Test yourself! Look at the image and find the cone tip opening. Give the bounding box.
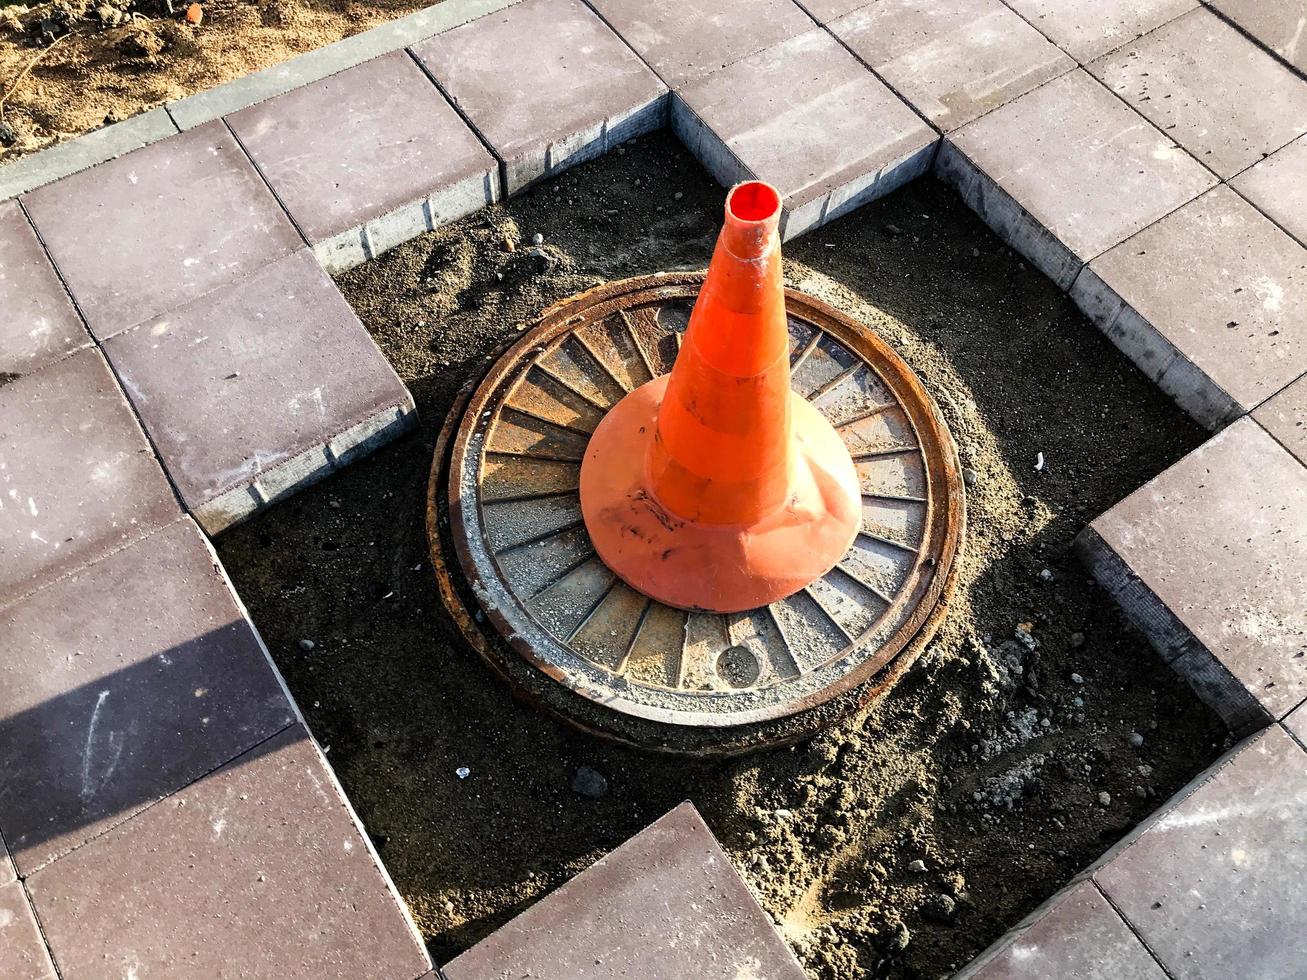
[726,181,782,224]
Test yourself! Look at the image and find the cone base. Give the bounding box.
[579,376,863,614]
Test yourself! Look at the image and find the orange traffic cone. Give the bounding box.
[579,181,861,613]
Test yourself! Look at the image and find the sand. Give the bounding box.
[217,133,1228,979]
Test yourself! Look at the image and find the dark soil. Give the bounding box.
[217,132,1229,979]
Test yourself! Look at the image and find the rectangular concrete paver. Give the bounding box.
[1002,0,1197,63]
[829,0,1073,132]
[412,0,667,193]
[1089,8,1307,179]
[1096,725,1307,979]
[0,883,57,980]
[1071,185,1307,429]
[956,880,1165,979]
[1254,372,1307,466]
[0,348,179,605]
[1287,703,1307,747]
[0,519,295,874]
[228,49,498,274]
[1207,0,1307,74]
[1,833,14,885]
[673,28,937,240]
[588,0,815,88]
[1077,417,1307,733]
[104,249,415,535]
[21,121,303,340]
[442,802,805,979]
[937,69,1215,289]
[26,725,431,980]
[1231,133,1307,247]
[0,199,90,377]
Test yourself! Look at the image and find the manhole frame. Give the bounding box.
[428,271,966,752]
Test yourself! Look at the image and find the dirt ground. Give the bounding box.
[0,0,437,159]
[217,133,1229,979]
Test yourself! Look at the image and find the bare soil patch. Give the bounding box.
[0,0,435,159]
[217,133,1228,978]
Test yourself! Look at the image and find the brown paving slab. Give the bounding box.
[829,0,1073,132]
[588,0,815,88]
[1003,0,1197,63]
[1077,418,1307,733]
[0,199,90,377]
[1089,8,1307,179]
[1207,0,1307,74]
[957,880,1165,979]
[442,801,805,979]
[27,725,430,980]
[0,519,295,874]
[227,50,499,274]
[0,883,57,980]
[0,348,179,604]
[1254,372,1307,466]
[21,121,303,341]
[1071,185,1307,429]
[937,69,1215,289]
[1232,133,1307,246]
[104,249,415,535]
[1096,724,1307,979]
[673,28,937,240]
[412,0,667,194]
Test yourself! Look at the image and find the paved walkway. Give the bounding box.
[1,0,1305,976]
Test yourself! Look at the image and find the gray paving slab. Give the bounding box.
[937,69,1215,289]
[412,0,667,194]
[1206,0,1307,74]
[166,0,525,130]
[0,199,90,377]
[1070,185,1307,429]
[795,0,867,23]
[673,28,937,240]
[956,880,1165,979]
[1002,0,1198,63]
[0,518,295,874]
[104,249,415,535]
[1254,372,1307,467]
[1096,724,1307,979]
[0,108,177,203]
[442,801,805,980]
[829,0,1073,132]
[0,348,180,606]
[1232,133,1307,247]
[21,121,303,341]
[228,49,498,274]
[26,725,432,980]
[1077,417,1307,734]
[1288,703,1307,747]
[0,832,13,886]
[587,0,815,88]
[0,882,57,980]
[1089,8,1307,179]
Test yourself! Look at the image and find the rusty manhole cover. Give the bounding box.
[428,273,965,753]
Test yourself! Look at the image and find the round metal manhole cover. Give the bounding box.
[428,273,965,753]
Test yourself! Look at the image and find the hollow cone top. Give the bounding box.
[579,181,862,613]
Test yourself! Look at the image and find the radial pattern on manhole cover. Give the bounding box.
[429,273,964,753]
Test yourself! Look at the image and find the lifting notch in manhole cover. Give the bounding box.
[428,181,965,754]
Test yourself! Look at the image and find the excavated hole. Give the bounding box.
[217,131,1229,979]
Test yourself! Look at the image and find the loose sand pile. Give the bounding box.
[218,134,1228,978]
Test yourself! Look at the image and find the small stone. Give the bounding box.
[883,222,904,236]
[456,766,471,779]
[328,499,341,509]
[922,893,957,922]
[962,467,978,487]
[1130,732,1145,748]
[774,808,793,820]
[1134,785,1148,799]
[1039,568,1055,582]
[298,638,315,652]
[1070,672,1084,685]
[673,191,684,201]
[1069,631,1086,648]
[571,765,608,799]
[908,859,927,873]
[532,232,544,245]
[1098,791,1111,806]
